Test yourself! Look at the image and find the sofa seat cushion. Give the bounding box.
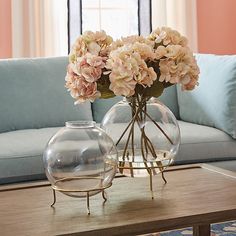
[99,120,236,164]
[176,121,236,163]
[1,121,235,184]
[0,127,61,184]
[100,121,236,163]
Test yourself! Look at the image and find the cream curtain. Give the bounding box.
[152,0,198,52]
[11,0,67,58]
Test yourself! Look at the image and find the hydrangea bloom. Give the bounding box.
[65,28,200,103]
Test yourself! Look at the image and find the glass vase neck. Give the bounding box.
[65,121,95,128]
[123,96,155,104]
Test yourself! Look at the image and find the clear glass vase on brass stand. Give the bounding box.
[101,96,180,198]
[43,121,118,214]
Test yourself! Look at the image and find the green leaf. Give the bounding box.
[143,80,165,98]
[144,60,175,96]
[163,82,173,88]
[97,74,116,99]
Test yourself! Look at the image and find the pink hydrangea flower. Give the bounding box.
[106,44,157,97]
[156,44,199,90]
[73,79,101,104]
[65,72,101,103]
[149,27,188,47]
[74,53,105,83]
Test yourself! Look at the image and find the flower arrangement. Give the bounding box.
[65,28,200,185]
[65,27,200,104]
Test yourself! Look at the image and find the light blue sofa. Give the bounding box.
[0,55,236,184]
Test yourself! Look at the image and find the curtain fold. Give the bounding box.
[11,0,67,58]
[151,0,198,52]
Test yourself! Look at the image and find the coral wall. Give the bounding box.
[197,0,236,54]
[0,0,12,58]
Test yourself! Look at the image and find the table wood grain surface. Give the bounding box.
[0,164,236,236]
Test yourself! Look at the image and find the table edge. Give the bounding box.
[1,163,236,192]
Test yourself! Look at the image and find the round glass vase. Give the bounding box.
[43,121,118,199]
[101,97,180,178]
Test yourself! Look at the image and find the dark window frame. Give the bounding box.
[67,0,152,52]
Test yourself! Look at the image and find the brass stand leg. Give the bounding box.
[149,171,154,199]
[86,192,90,215]
[161,171,167,184]
[119,161,124,174]
[102,190,107,203]
[51,189,56,207]
[129,162,134,177]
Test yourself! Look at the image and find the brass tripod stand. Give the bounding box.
[49,177,112,215]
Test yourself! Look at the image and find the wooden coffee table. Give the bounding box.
[1,164,236,236]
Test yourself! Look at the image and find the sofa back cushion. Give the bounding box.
[158,85,179,119]
[92,85,179,123]
[0,57,92,133]
[177,53,236,139]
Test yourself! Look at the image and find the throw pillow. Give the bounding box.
[177,53,236,139]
